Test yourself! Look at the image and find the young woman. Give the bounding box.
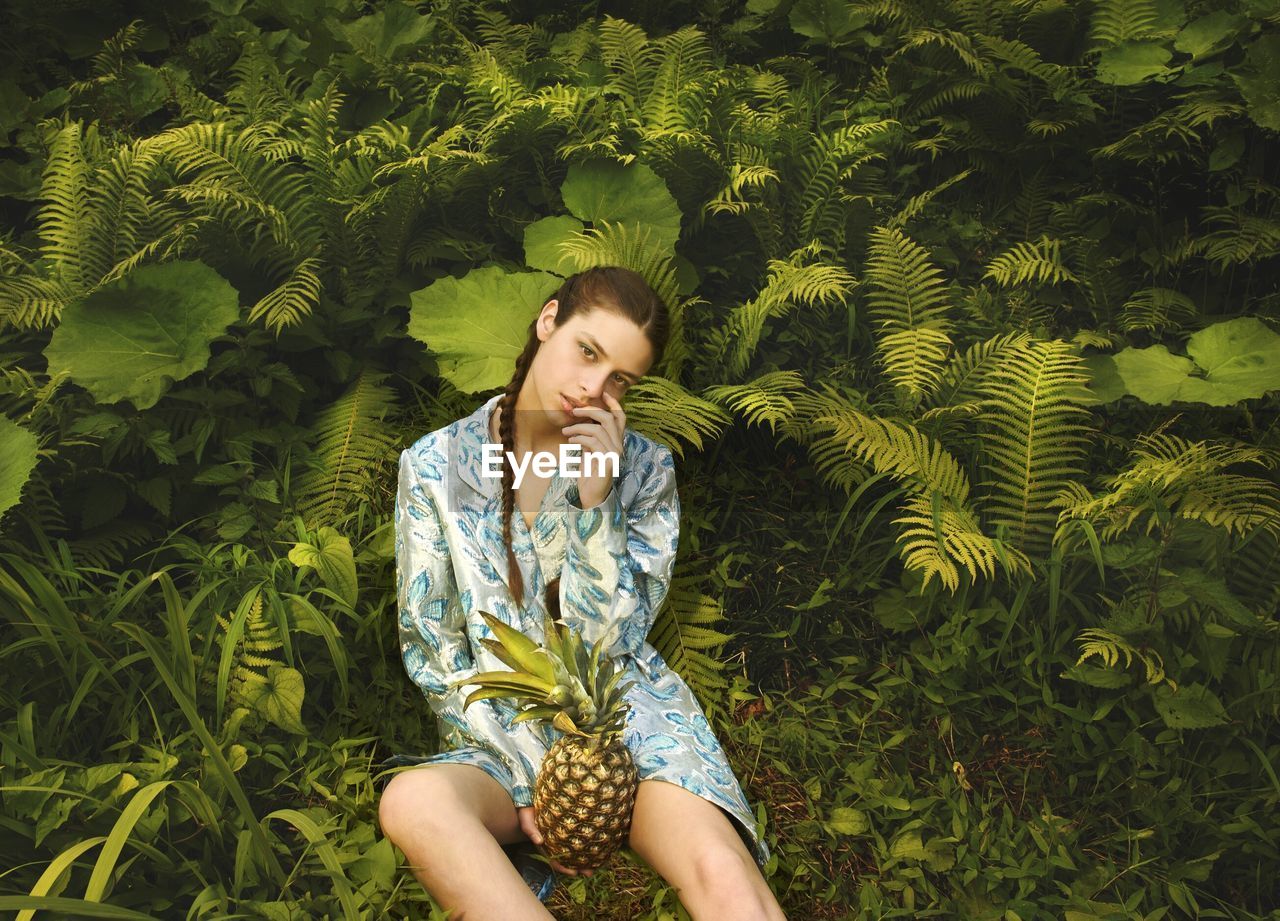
[378,266,787,921]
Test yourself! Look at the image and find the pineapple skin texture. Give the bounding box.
[534,735,639,871]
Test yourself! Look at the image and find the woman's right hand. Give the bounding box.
[516,805,595,878]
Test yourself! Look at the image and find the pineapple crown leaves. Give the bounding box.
[449,610,634,739]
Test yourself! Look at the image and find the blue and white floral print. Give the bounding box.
[392,393,770,875]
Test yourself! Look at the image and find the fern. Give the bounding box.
[648,571,733,708]
[247,257,323,334]
[1088,0,1159,49]
[642,26,712,138]
[38,122,97,291]
[717,244,855,377]
[703,370,807,435]
[1119,287,1197,333]
[1075,628,1170,687]
[599,15,656,121]
[924,331,1031,411]
[1053,434,1280,544]
[865,226,954,401]
[977,337,1094,555]
[894,492,1030,591]
[215,594,287,709]
[294,371,401,528]
[984,235,1077,287]
[556,221,681,313]
[618,377,731,460]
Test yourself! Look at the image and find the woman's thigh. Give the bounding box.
[379,762,526,847]
[627,778,758,887]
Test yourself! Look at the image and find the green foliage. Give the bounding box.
[0,0,1278,917]
[43,260,240,410]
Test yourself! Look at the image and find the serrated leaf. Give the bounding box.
[407,267,558,393]
[44,260,240,410]
[826,807,868,835]
[1153,682,1228,730]
[0,417,38,523]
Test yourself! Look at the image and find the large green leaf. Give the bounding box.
[1096,41,1175,85]
[1154,682,1229,730]
[1234,33,1280,131]
[1105,318,1280,405]
[524,215,585,275]
[242,666,307,735]
[560,161,682,252]
[1175,11,1246,59]
[789,0,868,45]
[289,526,358,605]
[0,417,38,522]
[43,260,240,410]
[407,266,558,393]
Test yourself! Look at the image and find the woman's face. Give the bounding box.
[529,301,653,426]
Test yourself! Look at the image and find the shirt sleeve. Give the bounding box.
[395,447,545,806]
[558,443,680,662]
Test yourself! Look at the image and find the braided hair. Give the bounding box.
[496,266,669,618]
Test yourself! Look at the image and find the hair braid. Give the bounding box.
[499,325,537,611]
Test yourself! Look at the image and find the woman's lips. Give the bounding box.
[560,394,581,415]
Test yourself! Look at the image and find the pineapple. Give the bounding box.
[449,610,638,871]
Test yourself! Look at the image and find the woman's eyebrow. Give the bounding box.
[582,334,643,381]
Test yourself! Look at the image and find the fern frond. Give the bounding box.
[1053,434,1280,543]
[620,377,731,459]
[38,122,97,290]
[978,338,1094,554]
[556,221,681,312]
[294,371,401,528]
[886,168,973,228]
[983,235,1078,287]
[865,226,954,400]
[248,257,323,333]
[926,331,1032,410]
[812,404,972,504]
[718,244,855,376]
[1075,628,1168,686]
[894,492,1030,591]
[1089,0,1159,49]
[703,370,807,435]
[599,15,656,119]
[1119,287,1197,333]
[794,122,893,246]
[648,572,732,707]
[642,26,712,136]
[865,226,952,330]
[0,274,72,330]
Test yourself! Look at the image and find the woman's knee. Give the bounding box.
[691,844,768,915]
[378,767,465,843]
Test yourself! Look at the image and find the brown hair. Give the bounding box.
[497,266,669,617]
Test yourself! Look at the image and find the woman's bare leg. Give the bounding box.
[627,779,786,921]
[378,763,553,921]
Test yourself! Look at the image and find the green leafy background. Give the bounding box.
[0,0,1278,919]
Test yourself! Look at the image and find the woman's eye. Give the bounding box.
[580,344,594,358]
